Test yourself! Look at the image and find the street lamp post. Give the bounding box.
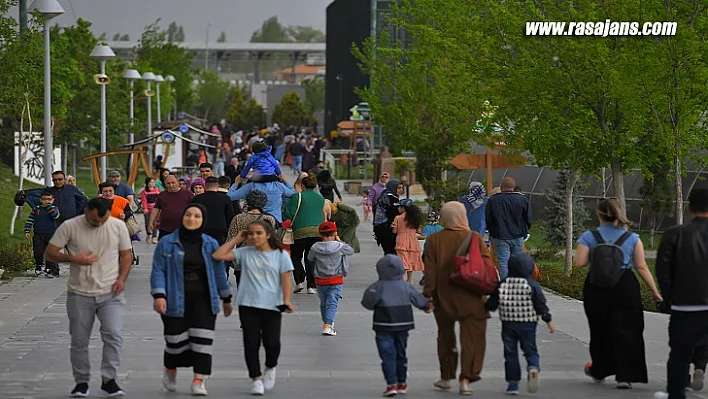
[205,23,212,71]
[142,72,156,167]
[30,0,64,186]
[154,75,165,124]
[122,68,141,176]
[90,44,115,182]
[165,75,175,121]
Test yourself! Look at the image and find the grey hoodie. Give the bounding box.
[361,255,430,332]
[308,240,354,279]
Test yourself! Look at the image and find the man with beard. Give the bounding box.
[148,175,194,240]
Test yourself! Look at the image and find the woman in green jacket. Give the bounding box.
[284,174,325,294]
[330,202,360,253]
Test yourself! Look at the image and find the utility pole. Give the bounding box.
[19,0,27,34]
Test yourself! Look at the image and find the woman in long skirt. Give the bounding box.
[213,220,295,395]
[573,198,662,389]
[151,204,233,396]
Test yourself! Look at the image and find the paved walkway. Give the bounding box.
[0,181,696,398]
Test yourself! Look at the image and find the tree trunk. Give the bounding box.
[564,169,579,273]
[610,157,627,219]
[674,153,683,224]
[601,167,606,196]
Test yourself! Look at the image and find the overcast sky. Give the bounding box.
[9,0,332,41]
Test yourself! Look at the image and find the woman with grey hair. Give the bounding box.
[226,190,277,287]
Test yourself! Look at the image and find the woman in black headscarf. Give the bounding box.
[150,203,233,396]
[316,169,342,202]
[372,179,404,255]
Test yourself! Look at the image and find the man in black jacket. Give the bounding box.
[485,177,532,280]
[656,188,708,399]
[191,177,234,245]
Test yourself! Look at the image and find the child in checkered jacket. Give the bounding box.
[485,252,555,396]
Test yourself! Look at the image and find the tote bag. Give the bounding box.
[451,232,499,295]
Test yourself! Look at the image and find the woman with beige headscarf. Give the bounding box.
[423,202,489,396]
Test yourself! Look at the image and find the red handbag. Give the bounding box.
[451,232,499,295]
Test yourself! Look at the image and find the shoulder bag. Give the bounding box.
[281,194,302,245]
[451,232,499,295]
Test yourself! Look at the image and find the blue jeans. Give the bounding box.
[317,284,342,325]
[502,321,540,383]
[492,237,525,280]
[291,155,303,174]
[375,331,408,386]
[214,160,224,177]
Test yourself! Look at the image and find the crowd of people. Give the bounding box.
[20,140,708,399]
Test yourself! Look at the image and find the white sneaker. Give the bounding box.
[151,237,158,244]
[191,379,208,396]
[693,369,705,391]
[162,370,177,392]
[654,392,669,399]
[322,324,337,336]
[293,283,304,293]
[307,287,316,294]
[434,379,451,390]
[263,368,276,391]
[527,367,539,393]
[251,379,265,396]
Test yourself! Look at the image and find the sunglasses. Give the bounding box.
[52,178,64,182]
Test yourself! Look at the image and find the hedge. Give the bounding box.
[533,250,657,312]
[0,241,34,279]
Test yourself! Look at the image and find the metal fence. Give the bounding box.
[450,165,707,232]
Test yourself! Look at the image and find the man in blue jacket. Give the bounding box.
[49,170,87,224]
[485,177,532,280]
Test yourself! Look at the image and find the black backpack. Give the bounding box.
[587,229,633,288]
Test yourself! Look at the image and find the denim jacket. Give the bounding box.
[150,232,231,317]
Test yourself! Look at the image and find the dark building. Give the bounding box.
[325,0,372,134]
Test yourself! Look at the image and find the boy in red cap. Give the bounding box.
[307,221,354,336]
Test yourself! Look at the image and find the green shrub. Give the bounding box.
[0,241,34,278]
[537,261,656,312]
[529,248,561,261]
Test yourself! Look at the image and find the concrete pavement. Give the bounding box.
[0,184,697,398]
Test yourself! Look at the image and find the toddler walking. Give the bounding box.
[24,190,61,277]
[486,252,555,395]
[362,255,432,397]
[391,199,424,283]
[308,221,354,336]
[360,190,372,221]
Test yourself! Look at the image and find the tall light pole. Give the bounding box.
[154,75,165,124]
[205,23,212,71]
[165,75,176,120]
[30,0,64,186]
[90,44,115,182]
[142,71,156,166]
[122,68,141,176]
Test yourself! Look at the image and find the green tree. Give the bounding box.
[629,1,708,224]
[166,21,178,42]
[250,16,289,43]
[541,170,590,248]
[354,1,485,208]
[135,20,194,118]
[287,26,325,43]
[175,26,185,42]
[272,91,310,127]
[112,32,121,41]
[195,71,230,121]
[639,158,674,249]
[216,31,226,43]
[242,99,267,128]
[120,33,130,41]
[226,86,247,128]
[301,77,324,114]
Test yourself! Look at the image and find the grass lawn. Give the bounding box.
[525,225,663,251]
[0,164,43,245]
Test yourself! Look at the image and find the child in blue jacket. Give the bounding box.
[486,252,555,395]
[362,255,432,397]
[24,190,61,277]
[235,141,285,185]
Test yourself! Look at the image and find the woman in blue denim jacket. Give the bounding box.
[150,203,232,396]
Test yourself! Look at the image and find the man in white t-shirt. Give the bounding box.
[45,197,132,398]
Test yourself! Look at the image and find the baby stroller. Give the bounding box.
[125,214,141,266]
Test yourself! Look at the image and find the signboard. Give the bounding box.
[13,132,62,185]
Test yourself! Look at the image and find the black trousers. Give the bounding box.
[32,233,58,273]
[667,311,708,398]
[240,306,282,379]
[374,224,397,255]
[583,270,648,384]
[290,237,320,289]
